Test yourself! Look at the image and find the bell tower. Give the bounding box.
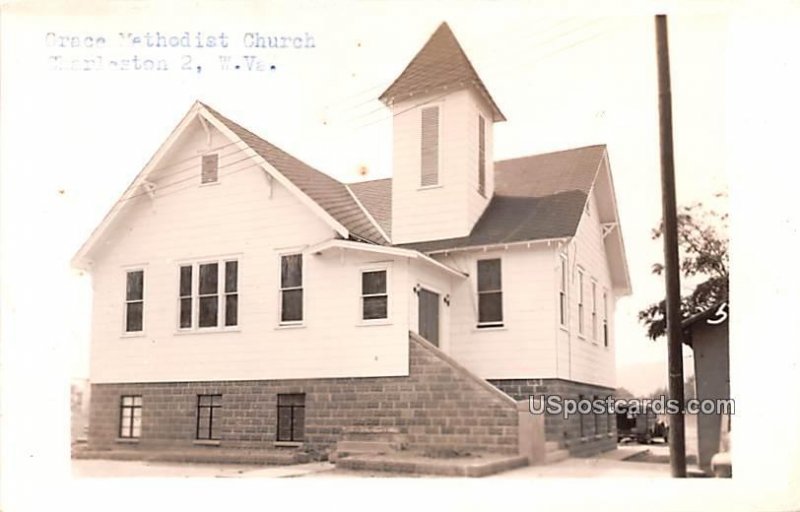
[380,22,506,245]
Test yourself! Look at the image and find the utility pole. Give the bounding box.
[655,14,687,478]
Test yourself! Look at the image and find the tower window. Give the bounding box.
[420,106,439,186]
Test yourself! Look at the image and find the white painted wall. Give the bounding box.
[435,244,559,379]
[88,120,411,384]
[390,88,494,244]
[556,188,617,388]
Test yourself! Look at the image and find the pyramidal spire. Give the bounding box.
[379,22,506,122]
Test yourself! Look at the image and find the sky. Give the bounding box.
[0,3,731,385]
[3,1,800,510]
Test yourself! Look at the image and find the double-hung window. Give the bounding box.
[577,269,585,336]
[280,254,303,324]
[591,280,598,341]
[477,258,503,328]
[125,270,144,333]
[559,255,567,327]
[178,259,238,330]
[119,395,142,438]
[361,269,388,321]
[603,290,609,347]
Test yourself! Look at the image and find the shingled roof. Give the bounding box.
[379,22,506,122]
[201,103,388,245]
[348,178,393,238]
[349,145,606,253]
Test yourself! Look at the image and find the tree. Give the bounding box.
[638,195,729,340]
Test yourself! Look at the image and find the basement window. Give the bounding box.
[196,394,222,440]
[119,395,142,439]
[125,270,144,333]
[477,258,503,328]
[201,154,219,184]
[277,393,305,442]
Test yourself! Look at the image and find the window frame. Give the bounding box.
[419,104,442,189]
[591,279,598,342]
[123,268,145,335]
[559,254,568,329]
[359,265,391,324]
[276,393,306,443]
[196,394,222,441]
[476,257,504,329]
[176,257,240,332]
[478,114,486,197]
[118,395,142,439]
[577,267,585,338]
[603,289,610,348]
[201,153,219,185]
[278,252,304,326]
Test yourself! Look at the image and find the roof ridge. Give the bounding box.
[200,102,347,188]
[495,144,607,165]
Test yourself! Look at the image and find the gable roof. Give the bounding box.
[352,145,606,253]
[378,22,506,122]
[72,102,389,268]
[201,103,387,245]
[348,178,393,238]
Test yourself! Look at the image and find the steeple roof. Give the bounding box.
[379,22,506,122]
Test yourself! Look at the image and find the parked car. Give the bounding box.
[616,403,669,444]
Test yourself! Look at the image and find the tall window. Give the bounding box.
[420,106,440,186]
[224,261,238,327]
[559,255,567,327]
[591,280,598,340]
[201,153,218,184]
[179,260,238,329]
[196,394,222,440]
[361,269,388,320]
[603,290,609,347]
[119,395,142,438]
[577,269,585,336]
[477,258,503,327]
[125,270,144,333]
[478,115,486,196]
[280,254,303,324]
[277,394,305,442]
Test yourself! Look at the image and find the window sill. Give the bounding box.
[559,325,569,333]
[357,320,392,327]
[274,441,303,448]
[121,332,145,339]
[474,324,506,332]
[577,334,587,341]
[417,184,443,191]
[275,323,306,330]
[116,437,140,444]
[175,327,241,335]
[193,439,221,446]
[199,180,221,188]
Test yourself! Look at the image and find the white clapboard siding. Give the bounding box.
[391,88,494,244]
[89,121,410,384]
[436,245,559,379]
[555,187,617,388]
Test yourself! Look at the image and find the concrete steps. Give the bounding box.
[332,426,407,461]
[543,440,570,464]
